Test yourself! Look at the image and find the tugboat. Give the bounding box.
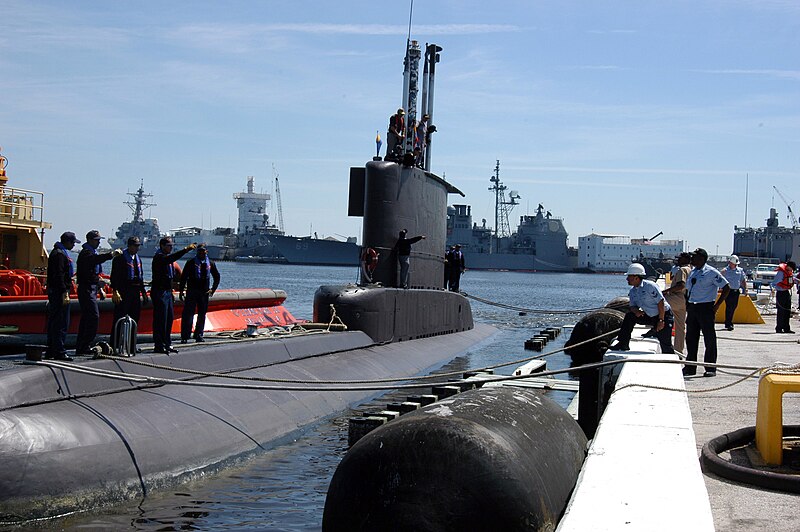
[0,149,299,351]
[107,181,162,258]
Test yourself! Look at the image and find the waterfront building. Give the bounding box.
[578,233,684,273]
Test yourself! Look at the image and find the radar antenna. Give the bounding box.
[488,160,520,253]
[125,180,156,223]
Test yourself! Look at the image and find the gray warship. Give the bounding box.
[446,161,573,272]
[107,181,162,257]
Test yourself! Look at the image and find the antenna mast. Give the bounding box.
[488,160,520,253]
[125,180,156,223]
[274,165,285,233]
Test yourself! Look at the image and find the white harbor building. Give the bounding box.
[578,233,684,273]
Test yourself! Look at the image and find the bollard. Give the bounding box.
[386,402,421,415]
[431,385,461,399]
[406,394,438,406]
[348,416,387,447]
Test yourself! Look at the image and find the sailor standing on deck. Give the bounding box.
[75,230,119,355]
[770,260,796,334]
[46,231,80,361]
[395,229,425,289]
[684,248,730,377]
[110,236,149,351]
[609,263,675,354]
[720,255,747,331]
[446,244,465,292]
[151,237,196,353]
[179,245,220,343]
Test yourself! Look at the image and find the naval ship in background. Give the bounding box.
[446,161,575,272]
[107,182,163,258]
[230,175,360,265]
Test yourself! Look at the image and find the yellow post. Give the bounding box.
[755,373,800,465]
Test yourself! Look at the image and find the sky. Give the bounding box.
[2,0,799,254]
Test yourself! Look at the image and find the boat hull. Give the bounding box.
[461,250,572,272]
[268,234,360,266]
[0,324,496,520]
[0,289,295,349]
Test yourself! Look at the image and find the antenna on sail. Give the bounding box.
[407,0,414,43]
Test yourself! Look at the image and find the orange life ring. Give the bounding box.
[361,247,379,272]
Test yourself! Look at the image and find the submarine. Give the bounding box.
[0,40,497,522]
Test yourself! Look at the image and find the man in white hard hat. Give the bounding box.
[609,263,675,354]
[720,254,747,331]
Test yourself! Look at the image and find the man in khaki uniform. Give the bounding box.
[662,252,692,354]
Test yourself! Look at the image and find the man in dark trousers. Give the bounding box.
[75,230,119,355]
[151,237,196,353]
[395,229,425,289]
[110,236,149,351]
[46,231,79,361]
[684,247,730,377]
[179,245,220,343]
[771,260,796,334]
[447,244,466,291]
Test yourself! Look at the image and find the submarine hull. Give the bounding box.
[0,325,494,520]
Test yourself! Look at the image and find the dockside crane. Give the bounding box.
[772,186,798,228]
[273,164,285,233]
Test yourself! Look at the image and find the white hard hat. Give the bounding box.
[729,254,739,264]
[626,263,646,276]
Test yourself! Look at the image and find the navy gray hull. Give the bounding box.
[267,234,360,266]
[0,325,494,519]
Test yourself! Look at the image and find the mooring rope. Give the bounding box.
[89,328,622,385]
[461,291,609,315]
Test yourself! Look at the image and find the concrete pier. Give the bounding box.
[686,322,799,531]
[558,320,800,532]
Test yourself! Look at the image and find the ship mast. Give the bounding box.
[125,180,156,223]
[488,160,520,253]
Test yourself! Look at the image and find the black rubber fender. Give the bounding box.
[322,387,588,532]
[565,308,625,363]
[701,425,800,494]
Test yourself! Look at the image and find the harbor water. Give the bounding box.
[25,263,628,531]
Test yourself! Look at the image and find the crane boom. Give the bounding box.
[772,186,798,228]
[273,165,285,233]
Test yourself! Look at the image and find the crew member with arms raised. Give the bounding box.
[110,236,149,351]
[684,248,730,377]
[179,245,220,343]
[610,263,675,354]
[75,230,119,355]
[46,231,80,361]
[151,237,196,353]
[395,229,425,289]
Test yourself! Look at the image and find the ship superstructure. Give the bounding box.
[734,208,799,263]
[446,163,572,271]
[232,176,283,257]
[108,181,162,257]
